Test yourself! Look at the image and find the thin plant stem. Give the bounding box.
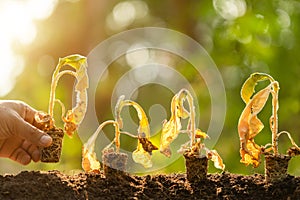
[86,120,121,153]
[278,131,300,150]
[120,131,138,138]
[54,99,66,121]
[270,82,279,155]
[48,70,77,120]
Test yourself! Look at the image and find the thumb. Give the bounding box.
[14,115,53,147]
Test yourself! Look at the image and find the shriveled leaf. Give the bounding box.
[160,93,183,157]
[34,111,53,131]
[240,139,261,167]
[238,84,272,167]
[177,92,190,119]
[138,135,158,155]
[132,145,153,168]
[241,72,274,104]
[82,144,101,173]
[195,129,208,139]
[206,149,225,170]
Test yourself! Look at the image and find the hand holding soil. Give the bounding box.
[0,100,52,165]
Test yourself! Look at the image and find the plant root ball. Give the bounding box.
[41,128,64,163]
[184,152,208,183]
[264,154,291,183]
[102,148,128,178]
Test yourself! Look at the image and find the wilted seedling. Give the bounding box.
[115,95,158,168]
[159,89,225,182]
[82,95,158,175]
[34,54,89,162]
[238,72,300,182]
[82,119,128,176]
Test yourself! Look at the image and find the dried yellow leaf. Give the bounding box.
[159,92,183,157]
[240,139,261,167]
[138,135,158,155]
[34,111,53,131]
[82,144,101,173]
[206,149,225,171]
[195,129,208,139]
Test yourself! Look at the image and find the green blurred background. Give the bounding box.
[1,0,300,176]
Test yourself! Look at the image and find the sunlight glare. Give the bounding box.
[126,44,150,68]
[0,0,58,97]
[213,0,246,20]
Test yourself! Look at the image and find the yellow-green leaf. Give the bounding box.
[241,72,274,103]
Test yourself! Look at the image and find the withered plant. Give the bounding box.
[34,54,88,162]
[238,72,300,182]
[82,95,158,176]
[160,89,225,182]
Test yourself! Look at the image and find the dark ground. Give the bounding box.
[0,170,300,200]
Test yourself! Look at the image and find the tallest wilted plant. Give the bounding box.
[34,54,89,162]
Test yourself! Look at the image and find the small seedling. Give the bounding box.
[34,54,89,162]
[238,72,300,182]
[82,95,158,175]
[159,89,225,182]
[82,119,128,176]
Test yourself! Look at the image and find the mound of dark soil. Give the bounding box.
[0,170,300,199]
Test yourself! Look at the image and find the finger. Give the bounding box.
[22,102,38,125]
[31,149,41,162]
[15,101,38,125]
[21,140,40,162]
[9,148,31,165]
[13,114,52,147]
[0,100,38,125]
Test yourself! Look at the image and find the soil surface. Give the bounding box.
[0,170,300,200]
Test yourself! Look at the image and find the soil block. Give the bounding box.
[41,128,64,163]
[184,152,208,183]
[264,154,291,183]
[102,148,128,178]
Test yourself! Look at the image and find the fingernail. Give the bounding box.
[40,135,52,146]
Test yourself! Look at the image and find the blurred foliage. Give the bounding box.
[1,0,300,176]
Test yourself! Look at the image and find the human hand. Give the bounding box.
[0,100,52,165]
